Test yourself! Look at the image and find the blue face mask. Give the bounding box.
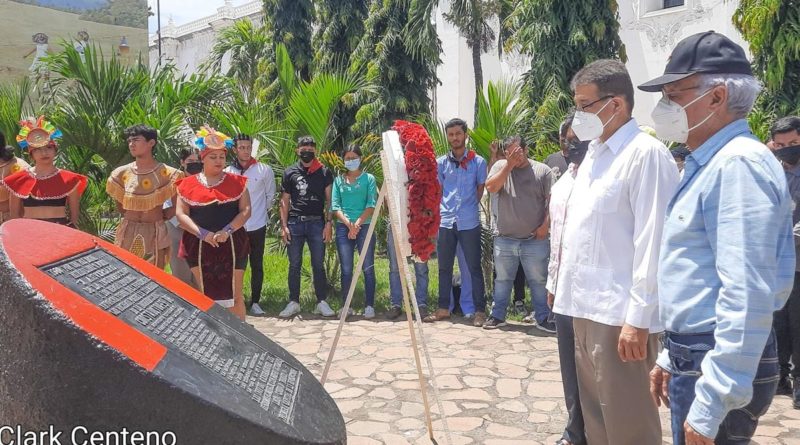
[344,158,361,171]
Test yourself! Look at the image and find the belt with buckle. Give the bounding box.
[293,215,323,222]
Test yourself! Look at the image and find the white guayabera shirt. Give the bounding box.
[546,163,577,296]
[551,119,679,331]
[225,161,276,232]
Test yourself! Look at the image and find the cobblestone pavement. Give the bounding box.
[249,315,800,445]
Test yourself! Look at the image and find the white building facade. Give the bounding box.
[149,0,745,127]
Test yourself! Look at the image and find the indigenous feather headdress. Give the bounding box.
[17,116,62,151]
[194,125,234,157]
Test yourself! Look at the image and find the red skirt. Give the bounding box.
[179,228,250,303]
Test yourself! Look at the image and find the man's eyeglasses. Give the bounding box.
[578,95,614,112]
[661,85,701,103]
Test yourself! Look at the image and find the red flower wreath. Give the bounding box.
[392,120,442,261]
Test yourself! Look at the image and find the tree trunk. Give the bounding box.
[471,43,483,123]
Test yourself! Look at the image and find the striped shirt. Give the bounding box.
[657,119,795,438]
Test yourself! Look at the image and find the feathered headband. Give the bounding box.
[17,116,62,151]
[195,125,234,155]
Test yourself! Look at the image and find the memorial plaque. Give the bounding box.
[0,219,346,445]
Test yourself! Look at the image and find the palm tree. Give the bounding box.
[469,79,530,159]
[525,78,573,161]
[202,19,272,100]
[443,0,500,121]
[507,0,626,136]
[351,0,440,135]
[34,44,231,236]
[44,44,228,169]
[407,0,500,122]
[262,0,315,82]
[313,0,369,71]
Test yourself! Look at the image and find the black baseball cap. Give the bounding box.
[638,31,752,92]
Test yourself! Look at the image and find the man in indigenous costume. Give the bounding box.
[0,132,30,224]
[106,125,183,268]
[175,126,251,320]
[1,116,86,226]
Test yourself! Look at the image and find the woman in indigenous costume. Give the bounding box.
[1,117,86,226]
[176,126,251,320]
[0,132,31,224]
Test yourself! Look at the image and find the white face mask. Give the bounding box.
[572,99,616,142]
[651,88,715,143]
[344,158,361,171]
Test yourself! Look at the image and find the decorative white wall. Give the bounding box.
[149,0,745,127]
[620,0,747,125]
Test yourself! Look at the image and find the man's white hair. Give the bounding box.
[698,73,762,119]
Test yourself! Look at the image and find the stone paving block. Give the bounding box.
[496,378,522,398]
[348,420,390,435]
[463,376,494,388]
[251,316,800,444]
[486,422,528,438]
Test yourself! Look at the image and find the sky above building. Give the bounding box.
[147,0,251,33]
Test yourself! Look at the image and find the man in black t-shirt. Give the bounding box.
[278,136,335,318]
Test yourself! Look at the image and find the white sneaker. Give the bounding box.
[314,300,335,317]
[279,301,301,318]
[364,306,375,319]
[250,303,265,315]
[337,307,355,317]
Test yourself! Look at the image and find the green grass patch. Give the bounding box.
[243,237,441,315]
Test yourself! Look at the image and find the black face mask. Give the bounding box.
[775,145,800,166]
[566,140,589,165]
[185,162,203,175]
[299,151,316,163]
[0,145,14,162]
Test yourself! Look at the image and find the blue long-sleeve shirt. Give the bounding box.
[657,119,795,437]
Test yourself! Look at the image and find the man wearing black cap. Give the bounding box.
[769,116,800,409]
[640,31,795,445]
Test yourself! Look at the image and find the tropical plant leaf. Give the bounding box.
[470,79,529,159]
[0,78,35,148]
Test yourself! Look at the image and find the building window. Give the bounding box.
[664,0,685,8]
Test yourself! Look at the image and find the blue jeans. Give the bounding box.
[437,225,485,313]
[287,219,327,303]
[666,331,779,445]
[387,226,428,309]
[335,223,376,307]
[450,245,475,314]
[490,236,549,323]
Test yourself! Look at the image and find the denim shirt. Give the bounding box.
[657,119,795,437]
[437,152,487,230]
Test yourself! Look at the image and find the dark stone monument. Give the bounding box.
[0,219,346,445]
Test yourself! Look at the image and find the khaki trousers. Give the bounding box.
[573,317,662,445]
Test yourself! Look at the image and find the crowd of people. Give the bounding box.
[0,30,799,444]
